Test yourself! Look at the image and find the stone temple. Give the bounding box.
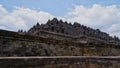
[27,18,120,44]
[0,18,120,67]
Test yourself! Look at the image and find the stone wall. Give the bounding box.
[35,30,110,44]
[0,29,120,56]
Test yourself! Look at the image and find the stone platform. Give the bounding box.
[0,56,120,68]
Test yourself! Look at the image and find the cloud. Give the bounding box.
[66,4,120,37]
[0,4,120,38]
[0,5,54,31]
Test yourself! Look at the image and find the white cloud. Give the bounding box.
[0,5,54,31]
[0,4,120,38]
[66,4,120,37]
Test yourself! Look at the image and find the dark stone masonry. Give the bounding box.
[0,57,120,68]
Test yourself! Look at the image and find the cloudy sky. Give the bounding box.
[0,0,120,37]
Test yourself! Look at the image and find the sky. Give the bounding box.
[0,0,120,37]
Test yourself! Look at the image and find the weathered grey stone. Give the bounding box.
[27,18,120,43]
